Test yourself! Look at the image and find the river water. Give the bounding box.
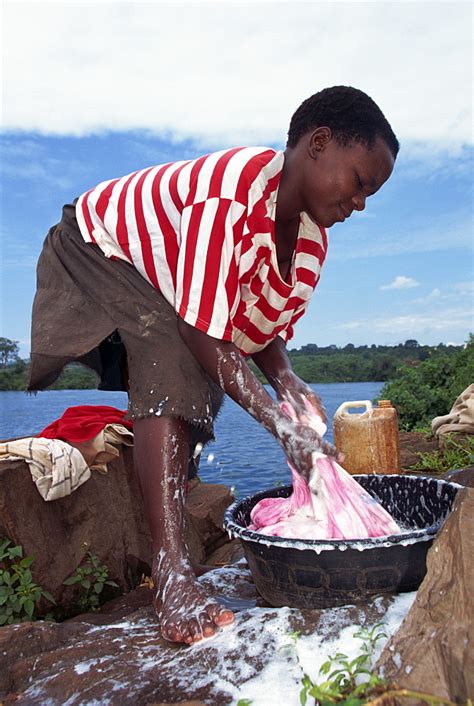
[0,382,383,497]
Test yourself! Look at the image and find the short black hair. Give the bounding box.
[287,86,399,158]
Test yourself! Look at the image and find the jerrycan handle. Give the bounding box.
[334,400,373,418]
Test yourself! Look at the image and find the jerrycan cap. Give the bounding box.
[334,400,373,418]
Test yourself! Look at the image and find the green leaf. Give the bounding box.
[20,569,33,585]
[81,579,91,590]
[63,575,81,585]
[24,599,35,618]
[0,614,8,625]
[299,687,308,706]
[94,582,103,594]
[349,654,369,669]
[105,580,118,588]
[19,556,34,569]
[0,541,11,561]
[319,660,332,675]
[9,545,23,558]
[41,590,56,605]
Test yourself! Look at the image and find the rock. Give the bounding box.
[205,539,245,567]
[0,447,234,613]
[0,563,411,705]
[376,487,474,702]
[150,702,207,706]
[444,465,474,488]
[183,480,235,565]
[399,431,438,471]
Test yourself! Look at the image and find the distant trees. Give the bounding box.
[0,338,20,368]
[0,338,98,392]
[0,335,471,414]
[379,334,474,430]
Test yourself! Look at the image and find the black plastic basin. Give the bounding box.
[223,474,459,609]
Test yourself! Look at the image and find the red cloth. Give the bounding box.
[38,405,133,443]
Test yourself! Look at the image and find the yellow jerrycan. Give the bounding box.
[333,399,400,475]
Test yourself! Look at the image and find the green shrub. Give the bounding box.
[379,334,473,430]
[0,538,55,625]
[412,434,474,473]
[63,552,118,612]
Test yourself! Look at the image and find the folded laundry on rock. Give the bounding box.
[38,405,134,474]
[249,397,401,540]
[431,384,474,437]
[0,437,91,501]
[0,406,134,500]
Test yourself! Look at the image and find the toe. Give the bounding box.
[162,622,186,644]
[206,603,235,627]
[214,609,235,627]
[199,612,216,637]
[188,617,205,643]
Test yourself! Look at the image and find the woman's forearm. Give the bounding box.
[177,318,285,438]
[251,336,295,394]
[178,319,339,472]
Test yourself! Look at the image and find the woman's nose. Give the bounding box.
[352,195,366,211]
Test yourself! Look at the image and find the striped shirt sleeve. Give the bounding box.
[176,197,247,340]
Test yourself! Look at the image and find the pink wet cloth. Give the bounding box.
[249,399,401,540]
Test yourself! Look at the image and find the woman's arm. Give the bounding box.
[252,336,327,423]
[178,319,339,476]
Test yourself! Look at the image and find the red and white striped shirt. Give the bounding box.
[76,147,328,355]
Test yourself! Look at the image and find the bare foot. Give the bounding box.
[153,552,234,644]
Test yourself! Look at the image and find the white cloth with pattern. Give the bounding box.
[0,424,134,501]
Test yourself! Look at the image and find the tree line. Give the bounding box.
[0,335,467,392]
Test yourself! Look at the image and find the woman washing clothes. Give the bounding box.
[28,86,398,645]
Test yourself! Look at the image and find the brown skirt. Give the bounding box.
[28,203,223,445]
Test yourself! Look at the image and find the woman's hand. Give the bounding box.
[275,369,327,424]
[276,416,343,479]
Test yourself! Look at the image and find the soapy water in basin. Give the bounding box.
[224,475,460,609]
[225,475,460,553]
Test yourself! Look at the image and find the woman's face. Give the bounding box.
[300,132,395,228]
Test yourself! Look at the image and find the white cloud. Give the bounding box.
[411,288,441,305]
[381,276,420,290]
[335,306,473,344]
[330,210,472,260]
[1,2,472,154]
[371,308,473,335]
[452,281,474,296]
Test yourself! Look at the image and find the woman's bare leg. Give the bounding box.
[134,415,234,644]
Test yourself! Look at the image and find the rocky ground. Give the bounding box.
[0,433,473,705]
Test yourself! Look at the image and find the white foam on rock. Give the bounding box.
[19,566,417,705]
[232,591,416,706]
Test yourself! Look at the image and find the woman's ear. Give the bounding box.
[308,126,332,158]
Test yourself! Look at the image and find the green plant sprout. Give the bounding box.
[63,551,118,612]
[278,629,302,654]
[299,622,465,706]
[0,537,55,625]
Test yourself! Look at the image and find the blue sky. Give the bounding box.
[1,1,472,357]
